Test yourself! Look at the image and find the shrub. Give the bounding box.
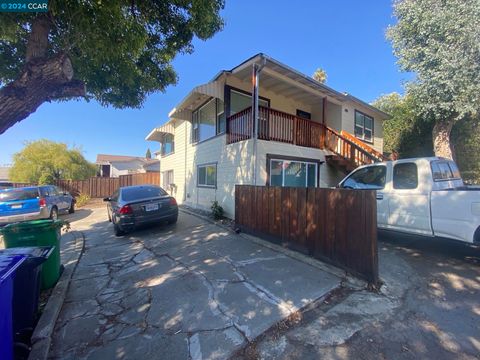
[75,193,90,208]
[211,200,224,220]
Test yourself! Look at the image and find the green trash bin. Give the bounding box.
[0,220,64,289]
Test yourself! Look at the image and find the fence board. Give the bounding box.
[54,173,159,198]
[235,185,378,284]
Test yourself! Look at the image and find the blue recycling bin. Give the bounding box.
[0,254,26,360]
[0,247,53,338]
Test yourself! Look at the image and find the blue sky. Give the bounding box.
[0,0,410,165]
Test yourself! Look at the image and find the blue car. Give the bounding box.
[0,185,75,226]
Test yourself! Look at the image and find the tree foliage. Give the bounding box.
[451,115,480,184]
[0,0,225,133]
[9,140,96,184]
[387,0,480,158]
[372,92,433,158]
[373,92,480,184]
[312,68,327,83]
[145,148,152,159]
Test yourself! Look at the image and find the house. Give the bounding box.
[146,54,389,218]
[96,154,160,177]
[0,166,10,182]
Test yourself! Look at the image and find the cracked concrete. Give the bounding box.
[48,206,342,359]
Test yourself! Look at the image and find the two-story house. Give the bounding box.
[146,54,389,218]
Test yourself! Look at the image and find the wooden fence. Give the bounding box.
[56,173,160,198]
[235,185,379,284]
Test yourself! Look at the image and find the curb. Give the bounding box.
[178,208,364,286]
[28,230,85,360]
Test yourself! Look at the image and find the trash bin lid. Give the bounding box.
[0,255,26,283]
[0,219,65,234]
[0,246,54,260]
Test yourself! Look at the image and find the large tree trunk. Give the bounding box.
[432,118,455,160]
[0,15,85,135]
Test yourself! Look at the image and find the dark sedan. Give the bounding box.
[103,185,178,236]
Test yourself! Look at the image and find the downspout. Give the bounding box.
[184,119,187,202]
[252,57,267,186]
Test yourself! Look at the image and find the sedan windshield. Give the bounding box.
[121,186,167,201]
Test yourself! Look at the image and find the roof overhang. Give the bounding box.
[145,121,175,142]
[168,79,225,121]
[229,54,347,105]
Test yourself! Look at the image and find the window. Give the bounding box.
[393,163,418,189]
[269,158,318,187]
[192,98,226,143]
[162,170,174,191]
[161,134,174,156]
[229,89,269,116]
[296,109,311,120]
[341,165,386,190]
[431,160,461,181]
[121,186,167,201]
[217,98,226,134]
[197,164,216,187]
[354,110,374,142]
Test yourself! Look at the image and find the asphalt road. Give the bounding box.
[250,231,480,360]
[329,232,480,360]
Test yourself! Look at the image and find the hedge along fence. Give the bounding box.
[235,185,379,284]
[56,173,160,198]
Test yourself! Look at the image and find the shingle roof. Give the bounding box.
[96,154,147,164]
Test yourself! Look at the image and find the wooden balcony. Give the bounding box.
[226,106,386,167]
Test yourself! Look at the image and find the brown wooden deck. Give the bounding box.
[226,106,386,167]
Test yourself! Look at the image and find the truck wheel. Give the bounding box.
[68,201,75,214]
[474,227,480,244]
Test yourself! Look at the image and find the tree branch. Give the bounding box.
[0,54,85,134]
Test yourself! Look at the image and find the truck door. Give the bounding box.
[387,162,432,235]
[339,164,389,227]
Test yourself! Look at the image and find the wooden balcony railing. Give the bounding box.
[340,130,387,162]
[226,107,252,144]
[226,106,384,167]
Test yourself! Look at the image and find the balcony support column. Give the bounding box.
[251,58,266,186]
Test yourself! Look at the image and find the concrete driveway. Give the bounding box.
[49,205,341,359]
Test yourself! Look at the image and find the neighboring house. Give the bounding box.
[146,53,389,218]
[96,154,160,177]
[0,166,10,182]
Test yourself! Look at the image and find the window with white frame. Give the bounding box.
[162,170,174,191]
[354,110,374,142]
[269,159,318,187]
[197,163,216,188]
[161,134,174,156]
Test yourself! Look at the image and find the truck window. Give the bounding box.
[431,161,461,181]
[393,163,418,189]
[341,166,387,190]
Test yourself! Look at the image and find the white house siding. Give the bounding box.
[255,140,343,188]
[110,160,146,177]
[159,119,253,218]
[341,101,384,154]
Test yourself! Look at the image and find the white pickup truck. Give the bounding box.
[338,157,480,244]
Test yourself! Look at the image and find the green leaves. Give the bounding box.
[0,0,225,108]
[9,140,97,184]
[388,0,480,122]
